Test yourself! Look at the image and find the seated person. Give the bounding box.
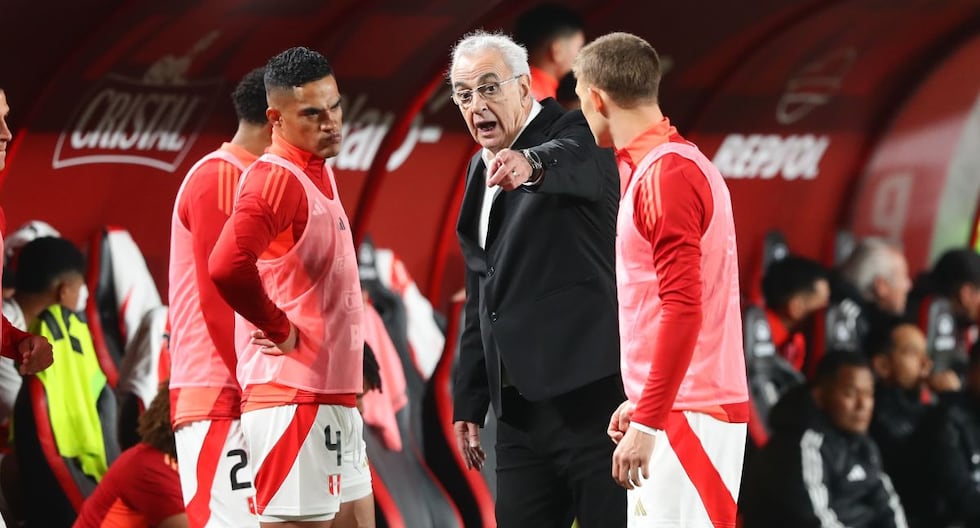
[1,236,86,420]
[740,350,908,528]
[904,342,980,528]
[836,238,913,335]
[867,318,953,502]
[5,237,93,526]
[74,384,185,528]
[762,255,831,372]
[929,248,980,350]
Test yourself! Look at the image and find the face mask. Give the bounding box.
[75,284,89,313]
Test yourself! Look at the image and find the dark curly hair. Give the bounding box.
[138,383,176,458]
[264,47,333,91]
[363,343,382,393]
[232,67,268,125]
[14,237,85,295]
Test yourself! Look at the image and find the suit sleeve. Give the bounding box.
[525,109,616,202]
[452,265,491,424]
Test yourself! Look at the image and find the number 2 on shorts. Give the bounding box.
[227,449,252,490]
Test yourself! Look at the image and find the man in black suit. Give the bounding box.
[449,31,625,527]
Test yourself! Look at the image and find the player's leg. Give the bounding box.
[495,388,574,528]
[334,408,374,528]
[557,377,626,528]
[243,404,346,528]
[176,419,249,528]
[627,411,745,528]
[207,419,258,527]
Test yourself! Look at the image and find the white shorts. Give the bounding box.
[242,404,371,522]
[175,419,258,528]
[628,411,746,528]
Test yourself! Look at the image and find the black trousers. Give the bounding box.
[495,375,627,528]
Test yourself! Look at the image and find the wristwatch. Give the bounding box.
[521,149,545,186]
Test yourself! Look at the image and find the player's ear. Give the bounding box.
[591,87,608,117]
[267,107,282,126]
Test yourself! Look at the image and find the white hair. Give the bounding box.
[449,31,530,82]
[839,237,904,300]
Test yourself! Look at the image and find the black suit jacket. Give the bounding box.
[452,99,620,424]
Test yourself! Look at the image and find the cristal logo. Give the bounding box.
[53,74,221,172]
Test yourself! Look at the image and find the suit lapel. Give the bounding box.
[457,155,486,244]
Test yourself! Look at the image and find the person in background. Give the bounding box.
[762,255,831,372]
[838,238,912,320]
[904,342,980,528]
[866,317,951,504]
[74,384,187,528]
[740,350,908,528]
[515,3,586,101]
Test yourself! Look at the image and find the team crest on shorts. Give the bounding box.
[328,474,342,496]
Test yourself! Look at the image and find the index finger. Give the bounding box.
[487,164,507,187]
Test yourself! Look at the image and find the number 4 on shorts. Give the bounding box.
[324,425,342,465]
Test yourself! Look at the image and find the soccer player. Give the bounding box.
[574,33,749,527]
[168,67,270,527]
[209,48,370,528]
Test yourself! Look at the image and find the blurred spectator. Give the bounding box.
[931,248,980,340]
[839,238,912,316]
[740,350,908,528]
[903,342,980,528]
[866,317,951,505]
[835,238,912,340]
[515,3,585,101]
[555,72,579,110]
[0,237,85,419]
[762,255,831,372]
[74,384,186,528]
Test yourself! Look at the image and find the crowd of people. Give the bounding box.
[0,3,977,528]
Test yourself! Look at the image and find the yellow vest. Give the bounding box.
[30,305,109,482]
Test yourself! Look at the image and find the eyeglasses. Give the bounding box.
[451,75,522,108]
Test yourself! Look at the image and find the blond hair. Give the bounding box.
[573,32,661,108]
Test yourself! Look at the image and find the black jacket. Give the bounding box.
[740,385,908,528]
[869,385,930,469]
[452,99,620,423]
[869,385,931,510]
[904,392,980,528]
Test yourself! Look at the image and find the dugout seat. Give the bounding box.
[743,305,804,447]
[86,226,163,387]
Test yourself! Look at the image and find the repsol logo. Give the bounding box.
[712,133,830,180]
